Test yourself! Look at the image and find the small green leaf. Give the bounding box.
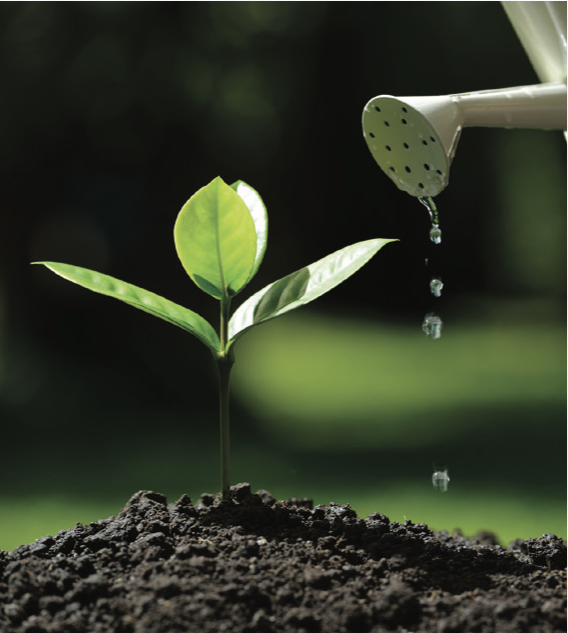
[228,238,397,346]
[34,262,221,352]
[253,267,310,323]
[174,177,258,300]
[231,180,268,285]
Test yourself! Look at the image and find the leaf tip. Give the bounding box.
[211,175,227,187]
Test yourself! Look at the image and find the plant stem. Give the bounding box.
[217,294,233,501]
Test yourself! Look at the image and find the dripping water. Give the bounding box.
[420,196,444,337]
[422,313,443,339]
[419,196,442,244]
[432,469,450,492]
[430,277,443,298]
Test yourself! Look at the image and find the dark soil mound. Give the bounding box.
[0,485,565,632]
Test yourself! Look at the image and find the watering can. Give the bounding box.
[362,1,567,197]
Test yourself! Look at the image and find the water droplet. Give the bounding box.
[422,313,443,339]
[432,470,450,492]
[419,196,442,244]
[430,277,444,298]
[429,226,442,244]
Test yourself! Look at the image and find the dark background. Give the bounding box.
[0,3,565,508]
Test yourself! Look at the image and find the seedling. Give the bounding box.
[35,177,396,500]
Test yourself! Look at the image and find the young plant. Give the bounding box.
[34,177,396,500]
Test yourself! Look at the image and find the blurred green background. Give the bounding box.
[0,2,565,551]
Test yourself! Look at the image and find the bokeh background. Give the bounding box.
[0,2,565,550]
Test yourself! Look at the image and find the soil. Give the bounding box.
[0,486,565,633]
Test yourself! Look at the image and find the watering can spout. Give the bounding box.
[362,1,567,198]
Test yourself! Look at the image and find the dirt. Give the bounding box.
[0,486,565,633]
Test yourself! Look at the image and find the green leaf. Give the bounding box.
[34,262,221,352]
[228,238,397,346]
[231,180,268,285]
[174,177,258,300]
[252,267,310,323]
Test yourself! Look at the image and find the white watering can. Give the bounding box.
[362,1,567,197]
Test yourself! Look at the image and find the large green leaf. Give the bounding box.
[174,177,258,300]
[228,238,397,346]
[34,262,221,352]
[230,180,267,285]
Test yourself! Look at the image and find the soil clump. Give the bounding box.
[0,485,565,632]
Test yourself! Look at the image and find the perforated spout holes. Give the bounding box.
[362,96,449,197]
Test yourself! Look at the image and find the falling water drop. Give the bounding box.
[419,196,442,244]
[432,470,450,492]
[429,226,442,244]
[429,277,444,298]
[422,313,443,339]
